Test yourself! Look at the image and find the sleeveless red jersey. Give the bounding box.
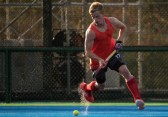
[89,17,115,70]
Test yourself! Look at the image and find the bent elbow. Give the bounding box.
[121,24,127,31]
[123,25,127,31]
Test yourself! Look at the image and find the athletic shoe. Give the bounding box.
[80,82,94,102]
[136,99,145,110]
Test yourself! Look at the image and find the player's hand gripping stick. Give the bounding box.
[94,50,116,79]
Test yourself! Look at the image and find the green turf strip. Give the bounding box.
[0,102,168,106]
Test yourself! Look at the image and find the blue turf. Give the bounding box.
[0,106,168,117]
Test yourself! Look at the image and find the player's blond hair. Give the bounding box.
[89,2,104,14]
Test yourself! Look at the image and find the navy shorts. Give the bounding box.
[107,52,125,72]
[92,52,125,84]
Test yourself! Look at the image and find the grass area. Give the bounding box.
[0,102,168,106]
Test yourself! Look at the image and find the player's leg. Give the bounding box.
[80,81,100,102]
[108,53,144,110]
[86,68,107,90]
[118,65,145,110]
[80,67,107,102]
[80,81,95,102]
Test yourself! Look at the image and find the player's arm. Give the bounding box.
[109,17,127,42]
[85,29,106,66]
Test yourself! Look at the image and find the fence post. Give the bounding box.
[5,49,11,103]
[82,0,87,82]
[65,0,71,95]
[43,0,52,46]
[138,0,143,89]
[43,0,53,92]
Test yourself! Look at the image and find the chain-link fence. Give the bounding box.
[0,0,168,102]
[1,0,168,46]
[1,47,168,102]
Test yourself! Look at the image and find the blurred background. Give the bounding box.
[0,0,168,103]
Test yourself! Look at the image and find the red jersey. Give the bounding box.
[89,17,115,70]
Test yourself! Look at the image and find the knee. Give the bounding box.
[96,76,106,84]
[119,67,128,74]
[119,66,132,79]
[93,70,106,84]
[95,75,106,90]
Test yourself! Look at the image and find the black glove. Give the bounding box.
[115,40,122,50]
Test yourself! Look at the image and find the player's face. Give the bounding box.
[90,11,104,26]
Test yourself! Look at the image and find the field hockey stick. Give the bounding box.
[94,50,116,78]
